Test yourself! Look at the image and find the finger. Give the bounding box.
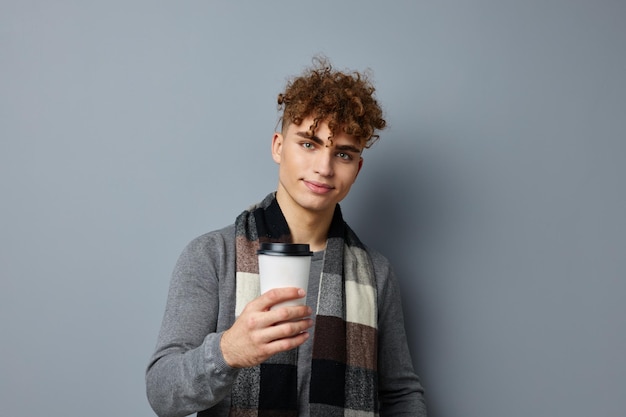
[247,305,312,332]
[261,318,314,343]
[270,304,313,323]
[255,287,306,311]
[255,333,310,362]
[239,302,311,334]
[264,325,312,353]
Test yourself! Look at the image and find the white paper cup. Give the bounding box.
[257,242,312,310]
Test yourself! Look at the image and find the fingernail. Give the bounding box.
[298,289,306,297]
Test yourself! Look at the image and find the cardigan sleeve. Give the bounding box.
[371,249,428,416]
[145,230,240,417]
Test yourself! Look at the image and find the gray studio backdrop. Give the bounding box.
[2,1,625,416]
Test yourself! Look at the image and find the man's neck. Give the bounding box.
[275,192,334,252]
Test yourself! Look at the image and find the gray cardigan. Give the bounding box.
[146,224,427,417]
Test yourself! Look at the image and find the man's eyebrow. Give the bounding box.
[335,144,363,154]
[296,131,362,153]
[296,131,324,145]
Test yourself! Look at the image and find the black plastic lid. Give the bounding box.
[257,242,312,256]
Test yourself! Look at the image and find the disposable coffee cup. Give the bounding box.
[257,242,313,310]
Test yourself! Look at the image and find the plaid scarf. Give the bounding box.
[226,193,379,416]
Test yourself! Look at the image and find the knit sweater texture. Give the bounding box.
[146,224,427,417]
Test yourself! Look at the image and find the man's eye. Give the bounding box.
[302,142,314,149]
[338,152,352,160]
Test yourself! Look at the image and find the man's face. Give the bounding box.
[272,117,363,216]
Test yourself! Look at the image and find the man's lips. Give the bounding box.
[303,180,334,194]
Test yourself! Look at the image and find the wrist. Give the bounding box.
[219,329,241,368]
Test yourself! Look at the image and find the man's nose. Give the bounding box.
[313,150,334,177]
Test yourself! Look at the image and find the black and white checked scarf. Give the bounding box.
[227,192,379,416]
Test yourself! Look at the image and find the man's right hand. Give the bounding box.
[220,287,314,368]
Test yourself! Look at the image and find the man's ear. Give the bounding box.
[355,157,364,179]
[271,133,283,164]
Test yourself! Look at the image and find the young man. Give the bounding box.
[146,58,427,416]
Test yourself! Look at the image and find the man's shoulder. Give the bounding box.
[195,223,236,241]
[362,244,393,274]
[181,224,236,255]
[361,243,384,260]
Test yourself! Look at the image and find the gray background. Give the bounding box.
[1,1,625,416]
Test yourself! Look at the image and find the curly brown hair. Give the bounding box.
[277,57,386,148]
